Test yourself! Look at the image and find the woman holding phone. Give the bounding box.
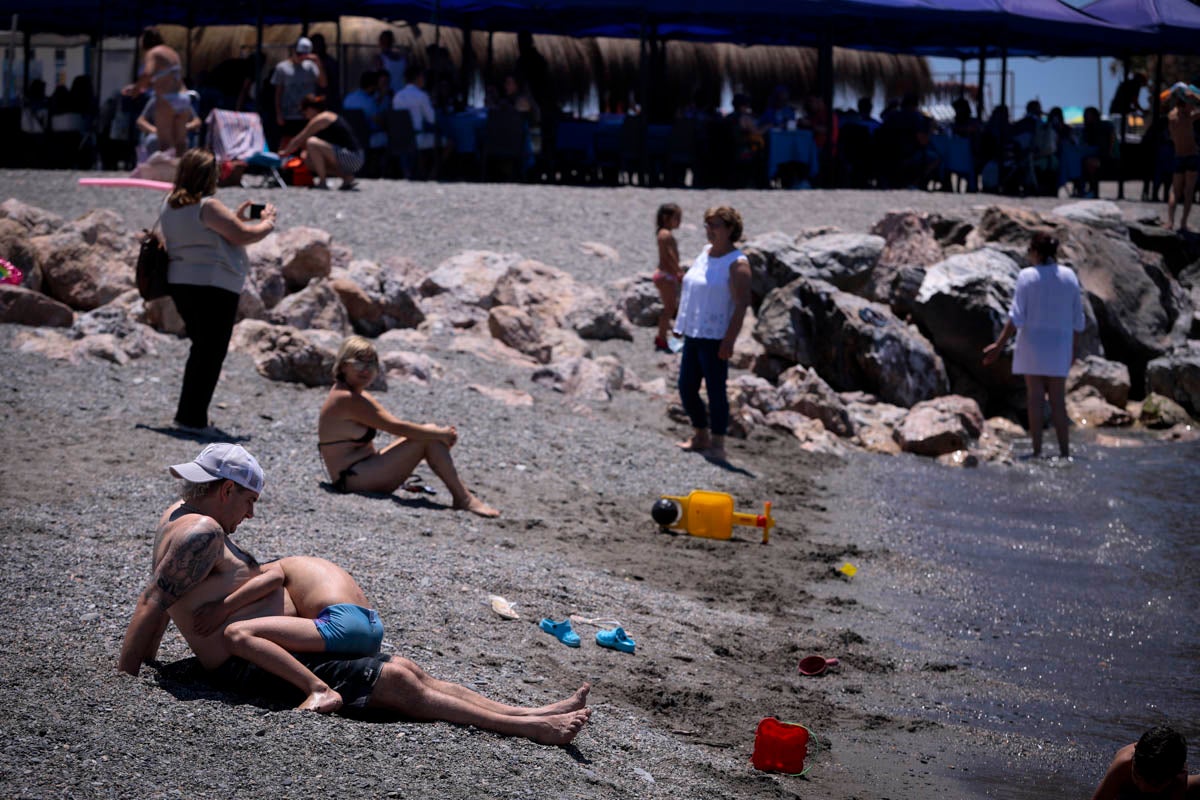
[159,148,276,432]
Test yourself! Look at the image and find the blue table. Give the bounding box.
[555,120,597,163]
[767,129,818,181]
[931,134,977,192]
[441,110,487,154]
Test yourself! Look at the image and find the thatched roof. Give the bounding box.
[160,17,931,116]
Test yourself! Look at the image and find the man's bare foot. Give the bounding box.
[453,494,500,518]
[527,683,591,716]
[526,708,591,745]
[298,688,343,713]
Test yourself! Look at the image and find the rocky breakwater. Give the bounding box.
[723,202,1199,465]
[3,196,1198,468]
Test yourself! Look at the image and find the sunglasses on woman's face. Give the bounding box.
[349,357,378,369]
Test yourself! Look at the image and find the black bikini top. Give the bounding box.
[318,427,377,447]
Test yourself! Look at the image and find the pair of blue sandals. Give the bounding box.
[539,618,636,654]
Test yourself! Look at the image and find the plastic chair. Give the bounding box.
[205,109,285,188]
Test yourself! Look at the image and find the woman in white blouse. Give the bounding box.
[673,205,752,462]
[983,232,1085,458]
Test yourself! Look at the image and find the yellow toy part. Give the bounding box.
[656,490,775,543]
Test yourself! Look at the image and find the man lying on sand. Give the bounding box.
[118,443,590,745]
[1091,726,1200,800]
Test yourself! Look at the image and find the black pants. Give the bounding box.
[168,283,240,428]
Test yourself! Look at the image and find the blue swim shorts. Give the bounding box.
[313,603,384,655]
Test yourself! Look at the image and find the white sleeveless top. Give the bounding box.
[675,245,743,340]
[159,198,249,295]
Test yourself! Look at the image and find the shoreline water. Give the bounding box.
[0,171,1196,798]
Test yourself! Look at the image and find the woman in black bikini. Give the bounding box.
[317,336,500,517]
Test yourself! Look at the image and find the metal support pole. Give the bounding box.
[254,0,264,124]
[960,58,966,98]
[977,49,986,119]
[818,28,834,187]
[1000,47,1008,113]
[1117,57,1129,199]
[336,16,343,102]
[638,20,650,184]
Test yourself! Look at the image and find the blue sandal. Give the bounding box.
[539,618,581,648]
[596,626,636,654]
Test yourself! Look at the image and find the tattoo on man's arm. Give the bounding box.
[152,530,219,608]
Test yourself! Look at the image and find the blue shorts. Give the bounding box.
[314,604,384,655]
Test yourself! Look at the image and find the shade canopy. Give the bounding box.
[4,0,1193,56]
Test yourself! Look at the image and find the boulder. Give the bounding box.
[421,250,521,308]
[929,213,974,248]
[727,374,782,415]
[531,356,623,402]
[912,248,1021,388]
[0,198,64,235]
[730,307,764,370]
[1139,391,1195,429]
[985,416,1027,439]
[776,365,853,436]
[965,205,1062,251]
[579,241,620,261]
[269,279,350,334]
[741,231,884,305]
[543,327,592,361]
[1051,200,1126,231]
[0,283,73,327]
[246,235,287,309]
[330,276,381,331]
[1066,385,1134,427]
[764,411,848,457]
[236,282,268,323]
[616,275,662,327]
[755,277,948,407]
[567,299,633,341]
[143,295,186,336]
[866,211,944,316]
[487,305,552,363]
[69,305,169,362]
[277,227,333,291]
[896,395,985,456]
[380,350,444,384]
[1144,343,1200,416]
[344,258,425,333]
[230,319,336,386]
[1063,225,1192,388]
[0,218,44,292]
[469,384,535,407]
[1127,221,1200,275]
[30,209,136,310]
[1067,355,1131,408]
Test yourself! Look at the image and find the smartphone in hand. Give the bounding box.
[249,203,265,220]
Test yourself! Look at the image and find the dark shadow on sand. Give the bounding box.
[136,423,250,444]
[701,454,756,477]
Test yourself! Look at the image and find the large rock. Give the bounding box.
[29,209,136,310]
[896,395,985,456]
[841,391,907,451]
[1139,391,1195,428]
[913,248,1021,388]
[965,205,1062,251]
[1051,200,1126,231]
[0,198,64,235]
[1066,385,1133,427]
[0,283,73,327]
[330,276,381,331]
[69,305,169,363]
[421,250,521,308]
[1064,225,1192,389]
[246,235,287,309]
[1067,355,1131,408]
[531,355,624,402]
[277,227,333,291]
[1145,343,1200,416]
[776,365,853,436]
[755,277,948,407]
[742,231,884,305]
[616,275,662,327]
[269,279,350,334]
[866,211,944,316]
[143,295,187,336]
[487,305,551,363]
[230,319,336,386]
[1127,222,1200,275]
[343,258,425,333]
[764,411,848,457]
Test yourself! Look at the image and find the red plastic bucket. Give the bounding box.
[751,717,810,775]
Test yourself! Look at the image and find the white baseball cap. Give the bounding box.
[295,37,313,54]
[170,443,264,494]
